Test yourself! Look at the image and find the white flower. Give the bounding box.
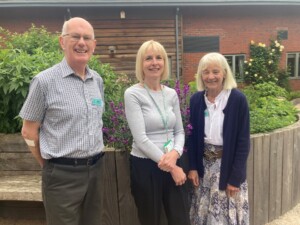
[254,74,258,77]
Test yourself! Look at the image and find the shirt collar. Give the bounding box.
[60,57,93,80]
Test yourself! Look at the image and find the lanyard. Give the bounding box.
[144,84,169,140]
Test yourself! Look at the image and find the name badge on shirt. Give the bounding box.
[164,139,174,153]
[92,98,102,107]
[204,109,209,117]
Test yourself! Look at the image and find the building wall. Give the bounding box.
[181,5,300,90]
[1,5,300,90]
[0,7,182,80]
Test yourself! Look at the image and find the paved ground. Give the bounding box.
[0,203,300,225]
[265,203,300,225]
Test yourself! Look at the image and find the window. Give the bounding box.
[183,36,219,53]
[277,30,288,40]
[287,53,300,78]
[224,54,245,82]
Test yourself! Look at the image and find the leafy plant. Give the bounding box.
[243,82,297,133]
[0,25,127,133]
[287,91,300,101]
[0,26,63,133]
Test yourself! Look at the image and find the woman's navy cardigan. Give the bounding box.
[188,88,250,190]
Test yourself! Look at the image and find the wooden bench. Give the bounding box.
[0,133,44,219]
[0,134,141,224]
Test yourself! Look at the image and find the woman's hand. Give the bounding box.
[188,170,200,187]
[170,166,187,186]
[158,150,179,172]
[226,184,240,197]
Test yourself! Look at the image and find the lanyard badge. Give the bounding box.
[164,139,174,153]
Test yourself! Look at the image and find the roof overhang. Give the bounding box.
[1,0,300,8]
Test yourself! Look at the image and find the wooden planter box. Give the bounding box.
[1,125,300,225]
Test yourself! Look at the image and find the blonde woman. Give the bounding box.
[124,40,190,225]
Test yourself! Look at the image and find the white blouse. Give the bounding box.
[204,89,231,146]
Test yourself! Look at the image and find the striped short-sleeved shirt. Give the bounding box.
[19,58,105,159]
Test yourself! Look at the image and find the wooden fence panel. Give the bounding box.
[115,150,140,225]
[100,152,120,225]
[247,138,254,225]
[292,127,300,207]
[0,133,27,153]
[1,120,300,225]
[0,153,40,171]
[281,129,294,214]
[253,135,269,225]
[269,131,283,221]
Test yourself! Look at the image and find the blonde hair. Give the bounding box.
[135,40,169,82]
[196,52,237,91]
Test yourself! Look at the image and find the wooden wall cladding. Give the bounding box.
[89,15,182,79]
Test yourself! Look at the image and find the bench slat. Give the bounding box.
[0,175,42,201]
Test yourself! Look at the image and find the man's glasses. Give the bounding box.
[62,33,94,42]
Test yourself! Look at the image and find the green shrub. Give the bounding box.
[243,82,298,134]
[0,25,129,134]
[288,91,300,101]
[0,26,63,133]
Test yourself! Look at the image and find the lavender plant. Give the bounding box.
[174,80,193,139]
[102,101,133,151]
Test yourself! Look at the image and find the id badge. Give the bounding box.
[163,139,174,153]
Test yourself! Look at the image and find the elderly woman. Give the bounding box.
[124,40,190,225]
[188,52,250,225]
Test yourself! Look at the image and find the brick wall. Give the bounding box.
[181,5,300,90]
[1,5,300,90]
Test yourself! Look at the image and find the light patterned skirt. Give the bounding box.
[189,148,249,225]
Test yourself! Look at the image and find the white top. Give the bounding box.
[124,84,185,162]
[204,89,231,146]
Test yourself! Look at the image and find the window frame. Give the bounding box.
[286,52,300,78]
[224,54,246,82]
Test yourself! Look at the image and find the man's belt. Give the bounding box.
[48,152,105,166]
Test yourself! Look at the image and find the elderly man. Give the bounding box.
[20,17,105,225]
